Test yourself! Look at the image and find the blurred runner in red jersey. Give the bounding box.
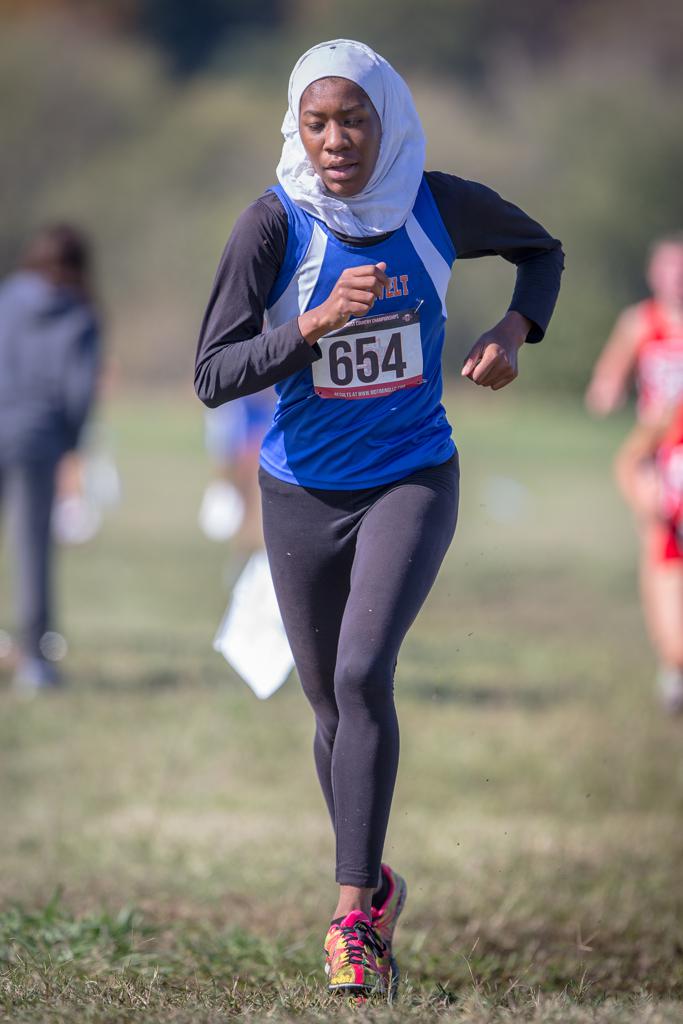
[587,235,683,711]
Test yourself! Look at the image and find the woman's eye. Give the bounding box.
[345,119,362,127]
[305,122,324,133]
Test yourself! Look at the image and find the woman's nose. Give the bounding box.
[324,121,349,151]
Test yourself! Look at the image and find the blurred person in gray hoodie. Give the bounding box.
[0,224,101,691]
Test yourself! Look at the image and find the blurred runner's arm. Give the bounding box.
[62,311,101,451]
[194,195,320,408]
[425,172,564,390]
[585,306,641,416]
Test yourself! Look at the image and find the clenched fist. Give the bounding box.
[299,263,390,346]
[461,311,531,390]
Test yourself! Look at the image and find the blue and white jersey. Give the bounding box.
[196,177,563,456]
[260,176,457,490]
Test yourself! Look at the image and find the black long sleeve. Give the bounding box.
[425,171,564,342]
[195,177,563,408]
[194,195,319,408]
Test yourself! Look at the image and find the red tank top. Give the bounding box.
[635,300,683,423]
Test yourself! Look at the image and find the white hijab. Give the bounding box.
[276,39,426,238]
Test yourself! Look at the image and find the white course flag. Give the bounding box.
[213,550,294,699]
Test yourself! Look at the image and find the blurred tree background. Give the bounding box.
[0,0,681,390]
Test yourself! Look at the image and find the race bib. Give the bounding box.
[312,306,423,400]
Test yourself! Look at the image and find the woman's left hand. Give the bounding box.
[461,311,531,390]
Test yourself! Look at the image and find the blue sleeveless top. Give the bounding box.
[260,176,457,489]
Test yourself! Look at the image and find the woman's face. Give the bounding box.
[299,77,381,198]
[647,243,683,306]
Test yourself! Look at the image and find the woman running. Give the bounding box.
[586,234,683,709]
[195,39,563,995]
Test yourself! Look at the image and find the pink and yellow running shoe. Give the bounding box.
[324,909,390,995]
[372,864,407,984]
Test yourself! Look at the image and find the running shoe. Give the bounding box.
[372,863,407,950]
[372,863,407,988]
[324,909,390,995]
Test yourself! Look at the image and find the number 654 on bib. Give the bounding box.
[312,306,424,400]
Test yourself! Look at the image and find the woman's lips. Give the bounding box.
[325,163,358,180]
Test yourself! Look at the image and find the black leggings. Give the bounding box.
[260,455,459,887]
[0,459,57,658]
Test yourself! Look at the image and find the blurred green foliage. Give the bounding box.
[0,2,681,390]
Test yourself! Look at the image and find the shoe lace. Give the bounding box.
[334,920,386,968]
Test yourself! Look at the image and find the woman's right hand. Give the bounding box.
[298,262,389,346]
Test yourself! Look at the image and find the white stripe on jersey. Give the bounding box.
[267,222,329,324]
[405,213,451,319]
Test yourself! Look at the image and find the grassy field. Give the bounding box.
[1,390,682,1023]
